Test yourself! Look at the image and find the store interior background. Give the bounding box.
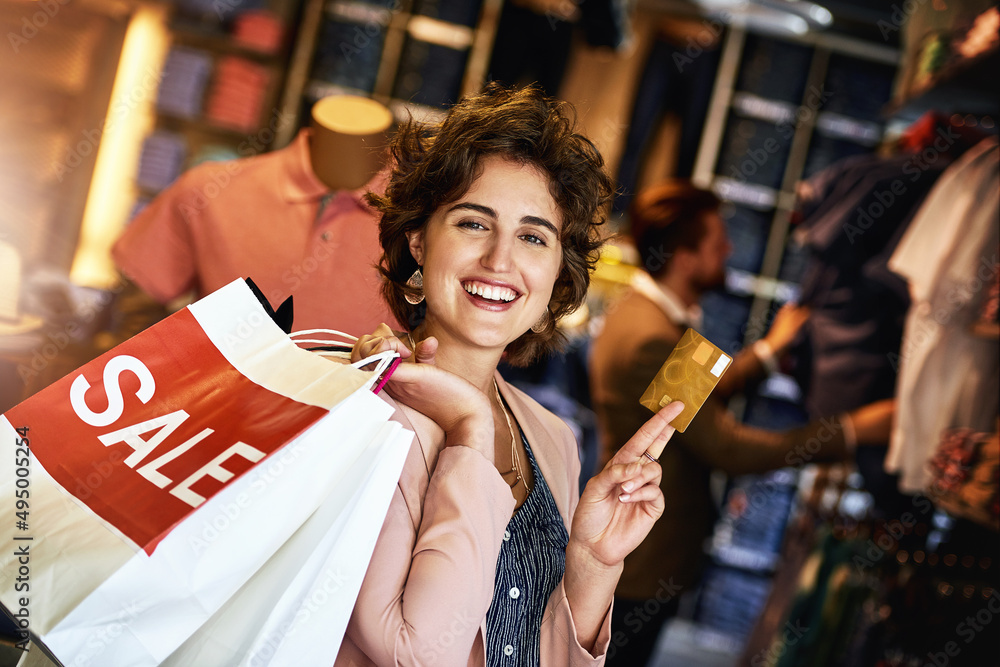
[1,0,997,665]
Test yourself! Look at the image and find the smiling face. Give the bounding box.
[406,155,564,353]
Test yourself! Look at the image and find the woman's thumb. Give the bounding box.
[414,337,438,365]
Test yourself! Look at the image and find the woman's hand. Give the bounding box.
[351,323,437,365]
[352,324,493,460]
[563,401,684,652]
[569,400,685,567]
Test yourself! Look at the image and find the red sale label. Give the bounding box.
[7,308,326,554]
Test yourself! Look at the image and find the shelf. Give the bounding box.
[690,625,746,655]
[711,543,780,573]
[325,0,395,26]
[814,111,883,145]
[170,25,287,63]
[387,98,447,123]
[156,113,260,141]
[305,80,372,101]
[757,373,803,403]
[713,177,778,210]
[724,268,801,303]
[405,14,475,50]
[731,92,797,125]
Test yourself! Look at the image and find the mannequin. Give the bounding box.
[308,95,393,191]
[111,94,400,347]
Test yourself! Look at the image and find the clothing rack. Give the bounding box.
[741,461,999,667]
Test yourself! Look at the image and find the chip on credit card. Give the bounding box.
[640,328,732,432]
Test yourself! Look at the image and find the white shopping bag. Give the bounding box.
[161,420,410,666]
[0,279,412,666]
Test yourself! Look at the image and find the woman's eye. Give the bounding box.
[458,220,486,230]
[521,234,547,246]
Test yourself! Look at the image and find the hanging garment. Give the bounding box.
[612,34,720,214]
[792,152,950,419]
[887,137,1000,493]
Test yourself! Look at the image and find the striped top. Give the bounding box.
[485,429,569,666]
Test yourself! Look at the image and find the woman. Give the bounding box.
[337,84,684,666]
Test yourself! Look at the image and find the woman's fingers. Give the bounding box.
[618,484,664,506]
[589,459,662,499]
[350,323,411,364]
[611,401,684,466]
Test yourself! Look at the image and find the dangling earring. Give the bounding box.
[405,268,424,305]
[531,309,550,334]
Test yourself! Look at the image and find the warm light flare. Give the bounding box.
[69,3,169,288]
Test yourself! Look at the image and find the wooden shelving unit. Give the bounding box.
[273,0,503,148]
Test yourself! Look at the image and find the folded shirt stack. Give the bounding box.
[156,46,213,118]
[232,10,284,54]
[136,131,187,191]
[204,56,269,132]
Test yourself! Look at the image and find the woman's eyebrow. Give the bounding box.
[448,202,496,218]
[522,216,559,235]
[448,203,558,235]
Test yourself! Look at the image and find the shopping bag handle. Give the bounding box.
[289,329,400,395]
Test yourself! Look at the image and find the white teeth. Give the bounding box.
[463,282,517,302]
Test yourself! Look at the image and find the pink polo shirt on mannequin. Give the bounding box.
[112,129,399,335]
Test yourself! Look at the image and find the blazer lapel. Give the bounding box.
[493,372,572,529]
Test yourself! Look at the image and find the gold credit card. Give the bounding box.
[640,328,732,433]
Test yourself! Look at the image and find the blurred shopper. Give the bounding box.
[589,180,894,667]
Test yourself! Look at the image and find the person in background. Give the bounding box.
[589,180,895,667]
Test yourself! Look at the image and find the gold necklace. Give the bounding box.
[410,330,527,493]
[494,379,529,492]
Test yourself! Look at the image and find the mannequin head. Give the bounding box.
[308,95,393,190]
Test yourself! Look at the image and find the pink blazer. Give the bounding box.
[334,372,612,666]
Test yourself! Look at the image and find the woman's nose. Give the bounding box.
[482,235,514,272]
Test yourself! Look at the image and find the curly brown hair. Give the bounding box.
[367,83,613,366]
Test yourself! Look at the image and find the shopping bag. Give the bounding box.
[160,420,410,666]
[0,278,412,665]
